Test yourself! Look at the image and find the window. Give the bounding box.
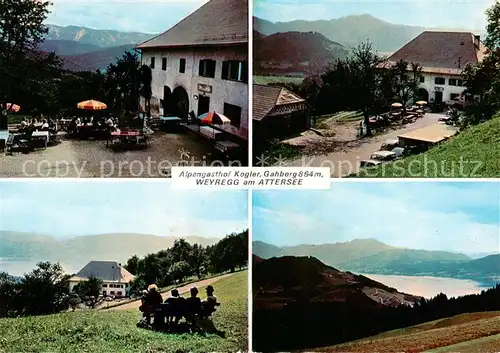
[420,76,425,83]
[450,93,460,100]
[435,77,445,85]
[179,58,186,73]
[117,291,122,296]
[222,60,248,83]
[102,291,107,296]
[457,79,463,86]
[449,78,457,86]
[102,284,108,288]
[110,291,115,295]
[199,59,216,78]
[224,103,242,128]
[162,58,167,71]
[150,57,155,69]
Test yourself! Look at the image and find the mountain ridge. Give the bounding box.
[253,239,498,286]
[253,14,486,52]
[0,231,221,275]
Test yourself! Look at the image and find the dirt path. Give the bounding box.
[284,113,446,177]
[108,273,235,311]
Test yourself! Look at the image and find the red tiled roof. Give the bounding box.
[253,84,306,121]
[386,31,490,71]
[137,0,248,49]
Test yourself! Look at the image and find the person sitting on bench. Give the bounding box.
[164,289,185,325]
[139,284,163,326]
[201,285,220,318]
[185,287,202,332]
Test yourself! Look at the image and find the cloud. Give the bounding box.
[253,182,500,254]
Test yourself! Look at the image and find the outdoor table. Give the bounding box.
[215,140,240,156]
[31,131,49,149]
[200,126,222,140]
[160,116,182,132]
[77,123,93,128]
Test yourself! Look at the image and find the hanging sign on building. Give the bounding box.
[197,83,212,93]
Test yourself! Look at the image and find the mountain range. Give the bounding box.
[253,239,500,287]
[253,14,486,53]
[45,24,154,48]
[0,231,219,275]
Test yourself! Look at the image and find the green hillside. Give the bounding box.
[317,311,500,352]
[0,271,248,353]
[254,31,350,75]
[355,115,500,178]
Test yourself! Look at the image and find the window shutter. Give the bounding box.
[199,60,204,76]
[241,61,248,83]
[222,61,229,80]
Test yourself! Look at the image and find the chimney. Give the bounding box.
[474,35,480,49]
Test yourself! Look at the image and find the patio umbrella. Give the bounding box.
[77,99,107,110]
[416,101,427,105]
[2,103,20,113]
[391,103,403,108]
[198,111,231,125]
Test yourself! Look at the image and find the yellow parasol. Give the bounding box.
[391,103,403,108]
[77,99,107,110]
[416,101,427,105]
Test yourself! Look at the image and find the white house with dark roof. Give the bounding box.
[136,0,248,141]
[69,261,135,298]
[382,31,490,105]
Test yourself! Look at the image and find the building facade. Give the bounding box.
[384,31,490,105]
[69,261,135,298]
[136,0,248,141]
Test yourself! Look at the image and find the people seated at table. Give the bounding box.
[75,117,82,126]
[41,119,49,131]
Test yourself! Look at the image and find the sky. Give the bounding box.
[254,0,494,31]
[0,181,248,239]
[253,182,500,255]
[46,0,209,33]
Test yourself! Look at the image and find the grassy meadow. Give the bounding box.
[316,311,500,352]
[355,114,500,178]
[0,271,248,353]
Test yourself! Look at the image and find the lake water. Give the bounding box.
[362,273,491,299]
[0,258,77,276]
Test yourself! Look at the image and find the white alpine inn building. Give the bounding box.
[383,31,490,105]
[136,0,249,142]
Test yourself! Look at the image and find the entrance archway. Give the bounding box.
[172,86,189,121]
[417,88,429,102]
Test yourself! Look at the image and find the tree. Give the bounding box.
[485,1,500,50]
[19,262,70,316]
[462,1,500,125]
[74,276,103,309]
[189,244,207,279]
[0,272,18,317]
[389,59,424,114]
[349,41,386,136]
[0,0,53,113]
[125,255,140,276]
[169,260,191,283]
